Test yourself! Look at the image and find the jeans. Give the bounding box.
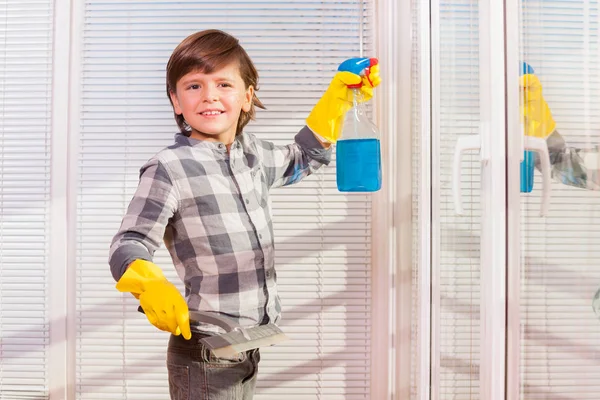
[167,331,261,400]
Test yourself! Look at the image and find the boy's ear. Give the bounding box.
[169,90,182,115]
[242,86,254,112]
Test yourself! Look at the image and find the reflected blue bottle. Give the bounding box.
[520,62,536,193]
[521,150,534,193]
[336,89,382,192]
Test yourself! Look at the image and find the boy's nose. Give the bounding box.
[202,87,219,102]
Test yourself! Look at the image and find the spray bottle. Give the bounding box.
[521,61,536,193]
[336,57,382,192]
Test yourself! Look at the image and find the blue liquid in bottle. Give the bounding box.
[520,150,534,193]
[336,88,382,192]
[336,138,382,192]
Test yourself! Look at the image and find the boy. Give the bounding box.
[109,29,380,399]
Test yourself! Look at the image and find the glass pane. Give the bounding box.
[519,1,600,398]
[435,1,481,397]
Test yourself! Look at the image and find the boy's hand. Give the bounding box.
[306,61,381,144]
[115,259,191,339]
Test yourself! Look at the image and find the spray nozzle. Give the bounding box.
[338,57,379,88]
[521,61,534,76]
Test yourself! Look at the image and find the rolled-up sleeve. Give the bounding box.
[108,158,178,281]
[255,125,332,189]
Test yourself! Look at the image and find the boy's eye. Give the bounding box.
[188,84,200,90]
[219,83,232,88]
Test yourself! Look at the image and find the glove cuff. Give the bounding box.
[115,259,166,294]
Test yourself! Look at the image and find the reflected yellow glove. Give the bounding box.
[520,73,556,139]
[307,59,381,143]
[115,259,191,340]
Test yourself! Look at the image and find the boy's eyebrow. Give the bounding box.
[179,74,236,86]
[179,74,205,84]
[179,76,197,86]
[213,75,235,82]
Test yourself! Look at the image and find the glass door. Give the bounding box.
[511,0,600,398]
[424,0,600,398]
[431,0,509,398]
[431,1,483,396]
[430,0,511,398]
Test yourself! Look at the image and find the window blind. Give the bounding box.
[520,1,600,398]
[436,0,482,398]
[75,1,373,399]
[0,1,52,398]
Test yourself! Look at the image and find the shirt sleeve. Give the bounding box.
[108,158,179,281]
[254,125,333,189]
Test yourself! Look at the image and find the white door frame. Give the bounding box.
[506,0,523,398]
[478,0,509,398]
[371,0,417,399]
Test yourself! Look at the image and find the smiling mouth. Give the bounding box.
[199,111,224,116]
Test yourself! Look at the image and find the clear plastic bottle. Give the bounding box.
[336,88,382,192]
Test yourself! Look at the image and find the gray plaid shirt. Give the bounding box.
[109,126,331,331]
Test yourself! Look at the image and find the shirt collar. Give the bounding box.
[174,132,245,152]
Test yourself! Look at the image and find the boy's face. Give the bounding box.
[170,61,253,144]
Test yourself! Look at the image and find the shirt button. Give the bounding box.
[265,270,272,278]
[258,234,263,239]
[245,198,250,205]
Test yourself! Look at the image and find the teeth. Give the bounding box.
[202,111,222,115]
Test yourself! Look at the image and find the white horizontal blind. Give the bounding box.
[75,1,373,399]
[436,1,482,398]
[0,1,52,398]
[520,1,600,398]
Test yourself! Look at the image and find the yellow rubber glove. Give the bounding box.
[520,73,556,139]
[115,259,191,340]
[306,63,381,143]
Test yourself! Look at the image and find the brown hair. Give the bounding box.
[166,29,265,135]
